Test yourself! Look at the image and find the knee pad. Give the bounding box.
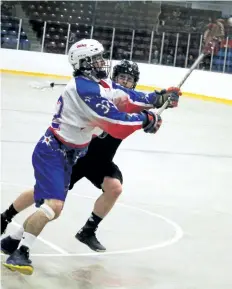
[39,204,55,220]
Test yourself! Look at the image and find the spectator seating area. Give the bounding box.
[21,1,94,54]
[1,1,231,73]
[1,2,30,50]
[94,1,161,30]
[159,3,221,33]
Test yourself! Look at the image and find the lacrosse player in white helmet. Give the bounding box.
[2,38,171,275]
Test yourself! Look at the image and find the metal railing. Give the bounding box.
[1,17,232,74]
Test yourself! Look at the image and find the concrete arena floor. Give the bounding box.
[1,73,232,289]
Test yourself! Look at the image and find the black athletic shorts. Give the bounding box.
[69,134,123,190]
[69,157,123,190]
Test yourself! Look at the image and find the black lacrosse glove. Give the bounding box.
[142,109,162,134]
[154,87,181,109]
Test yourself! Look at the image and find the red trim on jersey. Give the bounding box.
[100,79,111,89]
[96,119,142,139]
[49,127,90,148]
[114,96,151,113]
[100,79,149,113]
[121,101,149,113]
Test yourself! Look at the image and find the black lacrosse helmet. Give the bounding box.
[112,59,140,89]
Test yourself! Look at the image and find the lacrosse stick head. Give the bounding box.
[203,19,225,55]
[29,80,54,90]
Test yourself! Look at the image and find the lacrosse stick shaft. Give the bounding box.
[49,82,67,88]
[177,53,205,89]
[30,81,67,89]
[157,52,205,115]
[51,83,67,86]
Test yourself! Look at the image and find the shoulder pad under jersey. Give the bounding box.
[75,77,101,97]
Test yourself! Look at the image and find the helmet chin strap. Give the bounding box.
[81,65,107,82]
[82,70,101,83]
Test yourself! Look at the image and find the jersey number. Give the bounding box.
[51,96,64,130]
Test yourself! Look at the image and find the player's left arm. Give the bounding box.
[111,82,181,113]
[111,81,155,112]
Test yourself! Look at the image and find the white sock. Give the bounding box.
[18,232,37,250]
[10,226,24,240]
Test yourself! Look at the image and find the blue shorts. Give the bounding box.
[32,129,88,207]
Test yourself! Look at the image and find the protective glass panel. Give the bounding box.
[132,30,152,63]
[43,21,68,54]
[112,28,133,60]
[224,37,232,74]
[211,37,232,73]
[18,18,44,51]
[68,23,92,52]
[175,33,189,68]
[150,32,163,65]
[92,26,113,58]
[162,32,177,66]
[1,16,20,50]
[186,33,202,68]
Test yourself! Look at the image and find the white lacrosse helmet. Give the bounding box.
[68,39,109,80]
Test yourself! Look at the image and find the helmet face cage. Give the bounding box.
[112,60,140,89]
[77,53,110,80]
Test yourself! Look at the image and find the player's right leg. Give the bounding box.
[2,130,73,275]
[1,188,34,235]
[3,199,64,275]
[1,144,86,253]
[1,188,34,255]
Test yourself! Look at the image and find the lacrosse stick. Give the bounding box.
[157,19,225,115]
[29,81,67,90]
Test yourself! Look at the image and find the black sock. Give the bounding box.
[2,204,18,221]
[83,212,103,231]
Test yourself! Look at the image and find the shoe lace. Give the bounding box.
[25,250,30,259]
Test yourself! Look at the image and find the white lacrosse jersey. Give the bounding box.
[49,76,157,147]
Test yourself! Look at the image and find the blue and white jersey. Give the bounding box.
[50,76,157,147]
